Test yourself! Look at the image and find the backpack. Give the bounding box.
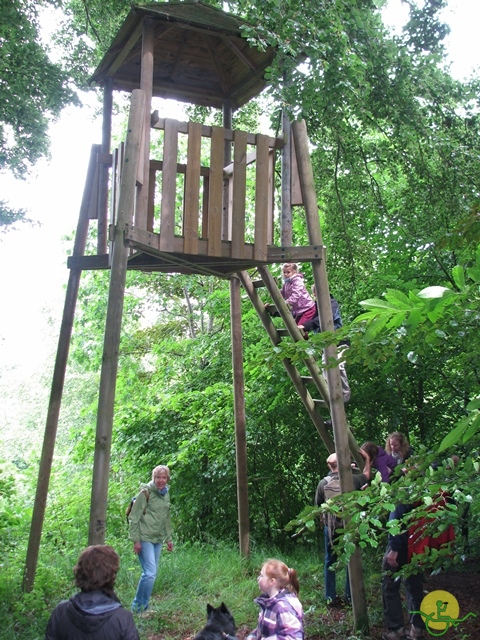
[407,492,455,562]
[126,487,150,523]
[322,473,343,539]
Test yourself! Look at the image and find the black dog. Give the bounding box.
[193,602,236,640]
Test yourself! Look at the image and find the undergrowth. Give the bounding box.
[0,537,387,640]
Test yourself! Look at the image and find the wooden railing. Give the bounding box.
[135,116,284,261]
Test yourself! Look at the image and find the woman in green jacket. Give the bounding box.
[128,465,173,612]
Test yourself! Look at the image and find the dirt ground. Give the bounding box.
[310,557,480,639]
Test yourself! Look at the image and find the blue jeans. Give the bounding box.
[324,526,351,602]
[132,541,163,611]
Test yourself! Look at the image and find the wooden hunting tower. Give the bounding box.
[25,1,365,622]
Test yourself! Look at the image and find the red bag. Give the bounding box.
[408,492,455,561]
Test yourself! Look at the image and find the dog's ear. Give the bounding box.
[207,604,214,614]
[220,603,229,613]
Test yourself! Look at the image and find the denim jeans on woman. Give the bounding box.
[132,541,163,612]
[324,526,351,603]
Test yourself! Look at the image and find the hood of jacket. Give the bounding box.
[65,591,122,633]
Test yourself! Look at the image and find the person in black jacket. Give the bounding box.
[45,545,139,640]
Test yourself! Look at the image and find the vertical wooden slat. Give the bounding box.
[291,134,303,205]
[159,118,178,251]
[230,277,250,557]
[201,174,209,239]
[98,78,113,254]
[281,113,292,247]
[254,134,269,261]
[208,125,224,256]
[231,130,247,259]
[147,162,156,232]
[135,19,154,230]
[183,121,202,255]
[88,158,100,219]
[268,149,275,245]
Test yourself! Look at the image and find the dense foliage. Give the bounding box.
[1,0,480,633]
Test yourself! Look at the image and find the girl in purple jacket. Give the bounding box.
[247,559,304,640]
[280,263,316,327]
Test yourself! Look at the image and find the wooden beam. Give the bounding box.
[159,118,179,251]
[254,134,269,261]
[88,90,145,545]
[230,277,250,556]
[207,126,224,256]
[231,129,247,259]
[22,144,101,592]
[183,121,202,254]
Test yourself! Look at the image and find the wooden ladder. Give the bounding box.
[238,265,360,461]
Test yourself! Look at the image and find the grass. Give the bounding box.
[0,538,385,640]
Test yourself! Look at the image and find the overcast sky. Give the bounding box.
[0,0,479,377]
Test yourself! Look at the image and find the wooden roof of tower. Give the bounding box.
[89,1,277,109]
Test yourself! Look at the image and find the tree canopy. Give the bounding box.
[1,0,480,573]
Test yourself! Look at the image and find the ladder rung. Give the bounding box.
[277,328,289,337]
[301,376,314,384]
[265,303,280,317]
[252,280,265,288]
[313,398,327,407]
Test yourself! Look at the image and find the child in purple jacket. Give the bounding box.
[280,263,316,327]
[247,559,304,640]
[361,441,397,483]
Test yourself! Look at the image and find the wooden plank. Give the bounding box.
[153,117,284,150]
[89,89,145,546]
[267,245,326,261]
[201,174,209,240]
[223,150,256,177]
[159,118,178,251]
[231,129,247,259]
[183,121,202,254]
[291,132,303,205]
[88,152,100,220]
[136,19,154,230]
[150,159,210,176]
[147,162,157,232]
[268,149,275,245]
[254,134,269,261]
[207,126,224,256]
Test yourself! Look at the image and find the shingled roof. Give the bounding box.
[90,1,277,109]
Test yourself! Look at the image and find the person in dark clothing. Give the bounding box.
[381,503,427,640]
[45,545,139,640]
[315,450,371,606]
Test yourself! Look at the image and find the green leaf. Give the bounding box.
[437,421,470,453]
[462,413,480,444]
[466,398,480,411]
[466,267,480,283]
[384,289,415,309]
[364,314,391,341]
[452,265,465,290]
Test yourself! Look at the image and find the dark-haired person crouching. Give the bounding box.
[45,545,139,640]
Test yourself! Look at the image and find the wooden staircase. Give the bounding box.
[239,265,361,464]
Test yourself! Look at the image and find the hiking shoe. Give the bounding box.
[408,626,426,639]
[326,596,343,608]
[382,628,407,640]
